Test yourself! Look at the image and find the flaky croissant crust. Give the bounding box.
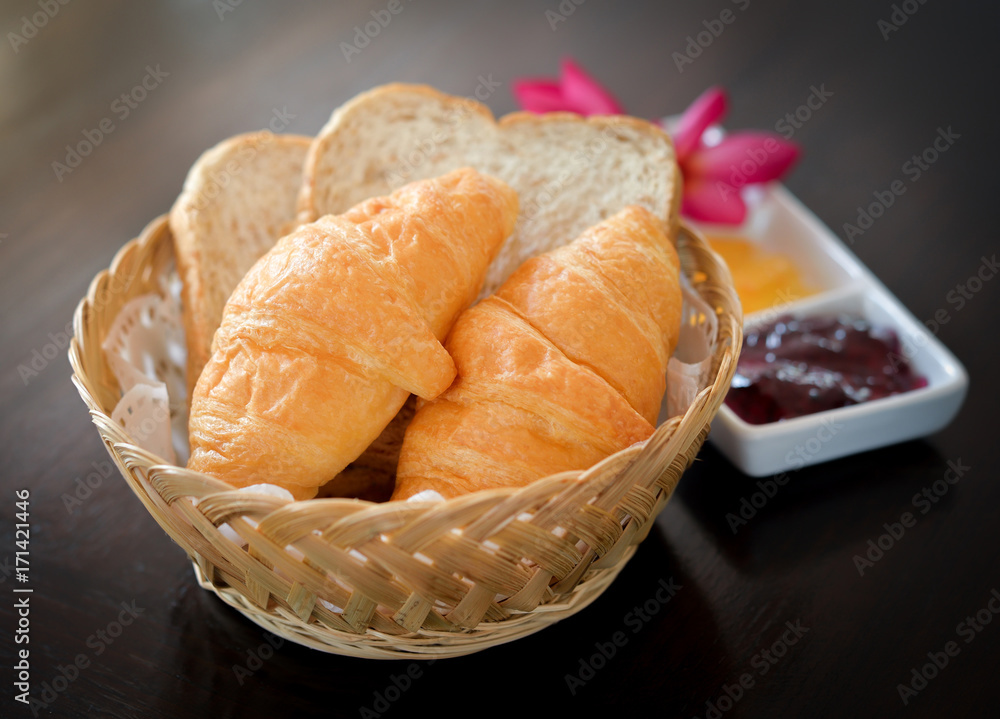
[186,168,518,499]
[392,205,682,501]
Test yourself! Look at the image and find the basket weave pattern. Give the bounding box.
[70,216,741,659]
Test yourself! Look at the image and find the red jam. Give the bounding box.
[725,314,928,425]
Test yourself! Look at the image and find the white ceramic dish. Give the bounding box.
[695,184,968,477]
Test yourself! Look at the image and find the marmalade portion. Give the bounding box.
[707,236,815,314]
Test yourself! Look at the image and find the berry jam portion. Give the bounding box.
[725,314,928,425]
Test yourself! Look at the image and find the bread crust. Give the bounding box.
[297,83,681,294]
[170,132,312,399]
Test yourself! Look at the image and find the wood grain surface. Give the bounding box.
[1,1,997,717]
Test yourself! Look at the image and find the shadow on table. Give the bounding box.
[154,518,728,716]
[675,438,958,571]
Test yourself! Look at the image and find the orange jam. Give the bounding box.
[706,236,815,315]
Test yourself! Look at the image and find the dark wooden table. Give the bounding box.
[2,1,998,717]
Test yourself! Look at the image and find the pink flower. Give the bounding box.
[512,57,624,116]
[511,59,802,225]
[673,87,800,224]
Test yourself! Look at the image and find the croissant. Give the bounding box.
[391,205,683,501]
[187,168,519,499]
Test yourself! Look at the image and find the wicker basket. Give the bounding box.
[69,215,741,659]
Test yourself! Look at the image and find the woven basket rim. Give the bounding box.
[69,214,742,658]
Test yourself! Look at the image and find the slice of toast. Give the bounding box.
[298,83,682,295]
[170,132,311,397]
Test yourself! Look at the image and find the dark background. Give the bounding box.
[2,1,998,717]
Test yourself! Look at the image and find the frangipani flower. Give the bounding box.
[673,87,800,224]
[512,57,624,116]
[511,59,800,225]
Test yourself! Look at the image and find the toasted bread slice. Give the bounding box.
[170,132,311,397]
[298,83,681,294]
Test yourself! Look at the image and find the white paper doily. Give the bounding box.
[102,275,189,464]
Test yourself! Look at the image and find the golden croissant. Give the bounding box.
[391,205,683,501]
[187,168,519,499]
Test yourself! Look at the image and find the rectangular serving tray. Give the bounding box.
[694,184,968,477]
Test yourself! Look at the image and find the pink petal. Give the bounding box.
[673,87,727,160]
[512,79,574,114]
[687,132,800,183]
[682,176,747,225]
[560,57,625,115]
